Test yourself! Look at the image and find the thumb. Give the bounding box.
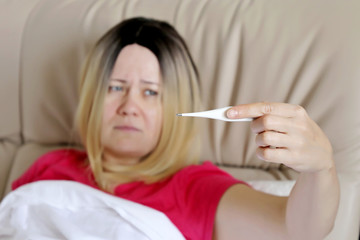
[226,104,259,119]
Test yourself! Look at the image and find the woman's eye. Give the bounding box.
[109,86,124,92]
[144,89,158,96]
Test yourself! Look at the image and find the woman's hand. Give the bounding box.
[215,102,339,240]
[227,102,334,173]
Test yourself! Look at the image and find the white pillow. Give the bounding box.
[248,180,296,197]
[0,180,185,240]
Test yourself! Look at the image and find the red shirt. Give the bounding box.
[12,149,246,240]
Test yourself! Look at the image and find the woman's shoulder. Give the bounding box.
[12,148,88,190]
[32,148,87,170]
[39,148,86,162]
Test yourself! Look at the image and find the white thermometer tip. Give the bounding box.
[176,107,253,122]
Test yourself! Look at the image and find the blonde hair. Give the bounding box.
[75,17,202,190]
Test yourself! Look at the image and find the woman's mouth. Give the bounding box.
[114,125,141,132]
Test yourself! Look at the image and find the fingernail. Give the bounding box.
[227,109,237,118]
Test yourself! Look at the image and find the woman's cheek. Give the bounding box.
[148,106,163,130]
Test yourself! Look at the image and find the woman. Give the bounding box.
[13,17,339,240]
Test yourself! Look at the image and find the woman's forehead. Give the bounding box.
[110,44,161,84]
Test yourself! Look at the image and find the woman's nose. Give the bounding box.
[117,90,140,117]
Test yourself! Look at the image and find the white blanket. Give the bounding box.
[0,181,185,240]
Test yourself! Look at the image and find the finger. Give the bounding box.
[227,102,304,119]
[256,147,292,164]
[255,131,291,148]
[256,147,306,171]
[251,114,291,134]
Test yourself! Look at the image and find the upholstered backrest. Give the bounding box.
[0,0,43,201]
[4,0,359,177]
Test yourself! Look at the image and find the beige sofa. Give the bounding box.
[1,0,359,239]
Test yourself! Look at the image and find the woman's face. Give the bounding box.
[101,44,163,165]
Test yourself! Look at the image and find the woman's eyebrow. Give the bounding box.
[109,78,160,86]
[109,78,127,84]
[140,79,160,86]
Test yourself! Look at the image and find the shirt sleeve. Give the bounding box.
[177,161,249,240]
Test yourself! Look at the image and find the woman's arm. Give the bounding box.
[286,165,339,239]
[213,102,340,240]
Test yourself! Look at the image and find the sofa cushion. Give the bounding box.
[0,140,19,200]
[0,0,42,138]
